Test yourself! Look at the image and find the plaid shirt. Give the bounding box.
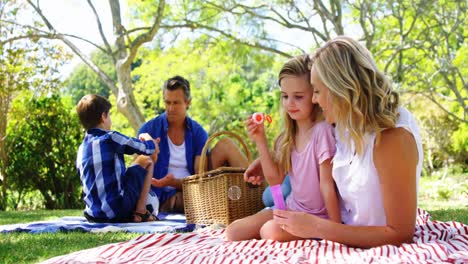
[76,128,156,219]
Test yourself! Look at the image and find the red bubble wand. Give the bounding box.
[251,112,272,124]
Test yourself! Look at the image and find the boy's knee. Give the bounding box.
[134,155,153,169]
[215,137,235,152]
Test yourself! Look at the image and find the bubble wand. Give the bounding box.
[251,112,272,125]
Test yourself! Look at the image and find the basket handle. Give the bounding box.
[198,131,252,174]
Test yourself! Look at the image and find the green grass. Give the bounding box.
[425,208,468,224]
[1,230,140,264]
[0,209,140,264]
[0,209,83,225]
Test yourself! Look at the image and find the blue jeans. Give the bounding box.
[262,175,291,207]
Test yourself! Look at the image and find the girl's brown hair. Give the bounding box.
[275,54,322,173]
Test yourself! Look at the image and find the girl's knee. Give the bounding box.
[225,221,241,241]
[260,220,283,241]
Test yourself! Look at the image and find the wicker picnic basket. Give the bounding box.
[182,131,266,225]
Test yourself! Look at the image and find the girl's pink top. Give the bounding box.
[286,121,336,219]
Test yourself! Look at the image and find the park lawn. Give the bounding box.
[0,207,466,264]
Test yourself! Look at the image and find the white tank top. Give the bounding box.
[167,137,191,179]
[164,137,191,191]
[332,107,423,226]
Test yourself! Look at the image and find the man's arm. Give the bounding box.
[151,173,183,190]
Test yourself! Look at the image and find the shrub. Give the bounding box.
[5,93,82,209]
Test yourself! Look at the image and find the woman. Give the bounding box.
[261,36,422,248]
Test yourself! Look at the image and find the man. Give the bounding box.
[138,75,248,212]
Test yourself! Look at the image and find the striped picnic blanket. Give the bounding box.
[42,209,468,263]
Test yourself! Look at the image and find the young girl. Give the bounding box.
[225,54,341,242]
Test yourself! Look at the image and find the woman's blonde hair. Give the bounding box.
[311,36,399,155]
[275,54,322,173]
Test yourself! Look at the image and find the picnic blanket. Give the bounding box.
[42,208,467,263]
[0,213,194,234]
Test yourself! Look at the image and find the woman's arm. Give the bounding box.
[319,158,341,223]
[274,127,419,247]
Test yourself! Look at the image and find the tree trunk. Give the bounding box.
[115,63,145,131]
[0,95,10,210]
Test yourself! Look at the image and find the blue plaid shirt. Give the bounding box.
[76,128,156,219]
[138,112,208,204]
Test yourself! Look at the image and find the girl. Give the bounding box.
[225,54,341,242]
[274,36,423,248]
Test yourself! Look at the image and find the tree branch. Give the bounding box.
[86,0,113,57]
[424,92,467,124]
[26,0,117,95]
[206,2,328,41]
[126,0,165,67]
[161,21,293,58]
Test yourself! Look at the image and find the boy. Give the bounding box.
[76,94,159,223]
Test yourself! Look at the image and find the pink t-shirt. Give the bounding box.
[286,121,336,219]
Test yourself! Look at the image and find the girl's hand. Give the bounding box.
[243,158,264,185]
[246,117,267,144]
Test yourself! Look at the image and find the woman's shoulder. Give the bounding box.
[374,127,418,165]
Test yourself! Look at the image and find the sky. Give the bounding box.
[28,1,320,79]
[32,0,127,77]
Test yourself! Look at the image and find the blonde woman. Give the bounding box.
[225,54,341,242]
[274,36,423,248]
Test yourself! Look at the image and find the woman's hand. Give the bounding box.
[243,158,264,185]
[273,209,320,239]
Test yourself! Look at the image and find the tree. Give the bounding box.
[6,93,82,209]
[0,0,69,209]
[1,0,166,132]
[65,49,116,104]
[367,0,467,124]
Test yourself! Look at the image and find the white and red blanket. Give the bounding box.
[42,209,468,263]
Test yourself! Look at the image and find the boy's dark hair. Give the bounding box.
[76,94,112,130]
[163,75,191,101]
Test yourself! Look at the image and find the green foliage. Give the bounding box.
[451,123,468,164]
[404,94,466,173]
[64,50,116,104]
[5,92,82,209]
[419,167,467,207]
[370,0,467,123]
[128,38,285,154]
[6,189,45,211]
[0,0,72,210]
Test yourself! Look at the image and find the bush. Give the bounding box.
[5,93,82,209]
